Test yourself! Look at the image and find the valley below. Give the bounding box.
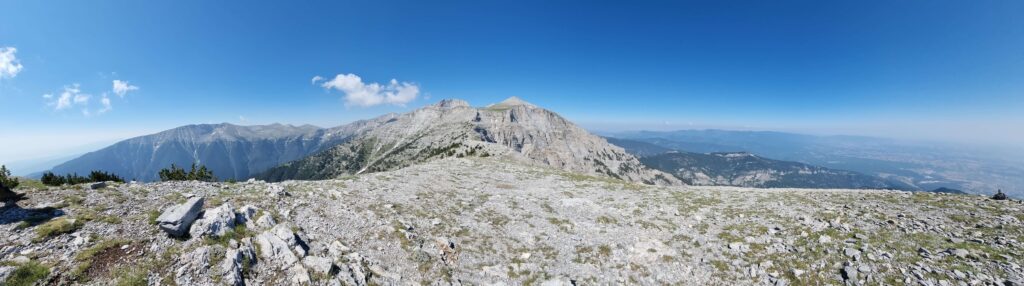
[2,157,1022,285]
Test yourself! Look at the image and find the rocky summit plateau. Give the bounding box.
[2,157,1023,285]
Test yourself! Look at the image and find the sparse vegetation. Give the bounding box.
[4,260,50,286]
[33,217,84,242]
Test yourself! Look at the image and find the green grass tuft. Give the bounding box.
[33,217,83,242]
[5,260,50,286]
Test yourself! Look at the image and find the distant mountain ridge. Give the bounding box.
[46,119,396,181]
[259,98,679,185]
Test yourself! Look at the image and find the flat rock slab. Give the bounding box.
[157,197,204,237]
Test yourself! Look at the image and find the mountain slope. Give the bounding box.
[260,98,679,185]
[640,151,911,189]
[47,119,394,181]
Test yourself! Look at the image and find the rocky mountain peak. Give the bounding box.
[488,96,535,109]
[434,99,471,109]
[261,98,680,185]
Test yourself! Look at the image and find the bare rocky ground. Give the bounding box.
[1,157,1022,285]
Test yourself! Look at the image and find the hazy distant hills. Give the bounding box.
[641,152,911,189]
[606,137,911,190]
[605,130,1024,196]
[46,120,394,181]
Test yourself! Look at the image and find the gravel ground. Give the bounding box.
[1,157,1022,285]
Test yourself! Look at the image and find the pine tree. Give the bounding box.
[0,165,23,201]
[159,163,214,182]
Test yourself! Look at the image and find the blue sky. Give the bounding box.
[1,0,1023,165]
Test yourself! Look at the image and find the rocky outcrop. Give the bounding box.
[156,197,204,237]
[189,203,236,238]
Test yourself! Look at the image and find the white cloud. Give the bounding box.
[73,93,90,104]
[43,80,136,116]
[311,76,324,85]
[98,95,112,114]
[45,84,88,110]
[0,47,23,79]
[112,79,138,97]
[317,73,420,107]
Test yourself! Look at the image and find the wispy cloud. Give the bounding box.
[44,83,121,116]
[112,80,139,97]
[98,95,112,114]
[316,73,420,107]
[0,47,23,79]
[44,84,88,110]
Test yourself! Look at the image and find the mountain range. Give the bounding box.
[35,98,1018,195]
[46,98,676,185]
[45,119,392,181]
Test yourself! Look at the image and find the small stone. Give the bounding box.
[328,240,350,260]
[953,270,966,279]
[842,265,857,281]
[0,266,15,283]
[951,248,969,258]
[302,256,337,275]
[728,242,749,252]
[792,269,805,277]
[818,235,832,244]
[918,247,931,257]
[844,248,861,258]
